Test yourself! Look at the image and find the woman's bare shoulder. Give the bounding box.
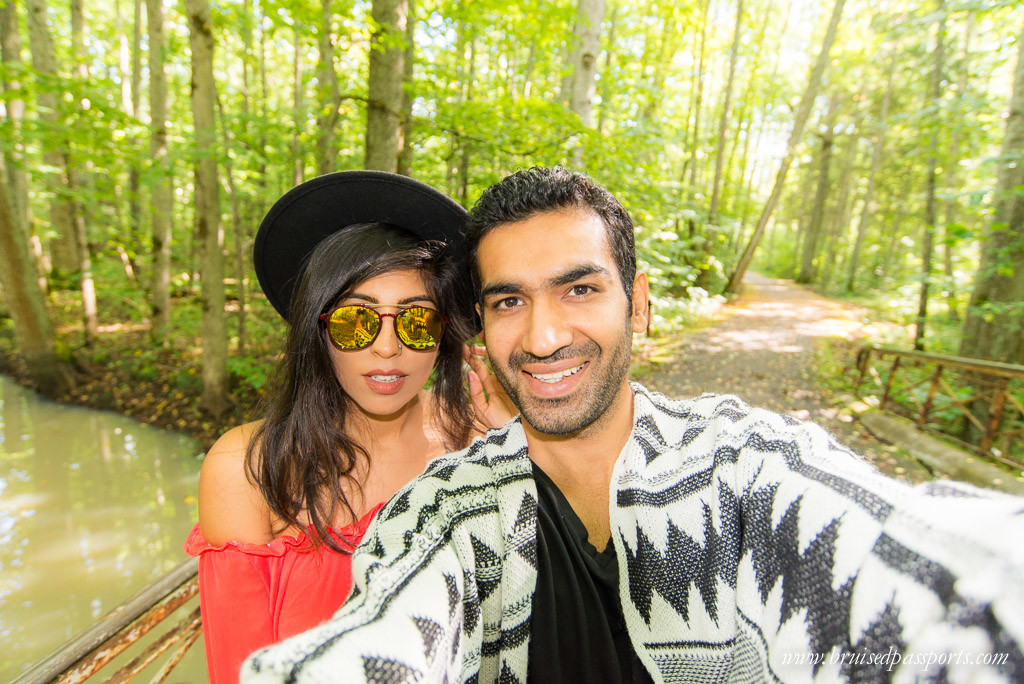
[198,421,273,546]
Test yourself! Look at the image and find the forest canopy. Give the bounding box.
[0,0,1022,418]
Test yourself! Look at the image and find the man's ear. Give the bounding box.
[630,272,650,334]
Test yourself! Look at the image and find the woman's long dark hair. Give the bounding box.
[245,222,475,552]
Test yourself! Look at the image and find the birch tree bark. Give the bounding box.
[186,0,231,417]
[565,0,604,169]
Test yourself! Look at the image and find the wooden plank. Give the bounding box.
[149,627,203,684]
[104,608,202,684]
[57,578,199,683]
[865,345,1024,379]
[12,558,198,684]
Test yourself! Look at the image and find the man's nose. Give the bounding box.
[522,299,572,359]
[372,316,401,358]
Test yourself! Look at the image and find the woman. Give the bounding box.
[184,171,509,683]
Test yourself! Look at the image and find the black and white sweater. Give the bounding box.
[243,383,1024,683]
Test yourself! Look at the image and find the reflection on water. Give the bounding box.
[0,375,205,681]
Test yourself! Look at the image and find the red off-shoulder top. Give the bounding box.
[182,503,384,683]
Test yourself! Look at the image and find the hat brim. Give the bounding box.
[253,171,468,320]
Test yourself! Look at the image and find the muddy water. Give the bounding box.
[0,375,208,681]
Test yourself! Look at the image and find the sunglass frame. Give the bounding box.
[318,305,450,351]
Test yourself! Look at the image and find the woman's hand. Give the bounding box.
[464,344,518,431]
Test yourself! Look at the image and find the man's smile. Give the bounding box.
[523,361,587,383]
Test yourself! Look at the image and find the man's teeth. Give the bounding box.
[528,364,584,383]
[370,375,401,382]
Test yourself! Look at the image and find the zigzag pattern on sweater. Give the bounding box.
[243,384,1024,684]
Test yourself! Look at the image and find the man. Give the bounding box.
[243,167,1024,683]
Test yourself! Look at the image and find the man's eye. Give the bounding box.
[494,297,522,309]
[569,285,594,297]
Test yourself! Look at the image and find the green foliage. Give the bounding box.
[2,0,1024,417]
[227,356,270,391]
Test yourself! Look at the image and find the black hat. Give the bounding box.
[254,170,468,320]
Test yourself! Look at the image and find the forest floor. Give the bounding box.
[634,271,933,484]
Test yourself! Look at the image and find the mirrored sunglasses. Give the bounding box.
[319,305,449,351]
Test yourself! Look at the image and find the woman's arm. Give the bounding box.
[198,423,273,546]
[194,423,278,683]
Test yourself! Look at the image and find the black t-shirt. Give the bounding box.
[527,463,654,684]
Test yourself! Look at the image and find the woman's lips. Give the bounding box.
[363,371,408,395]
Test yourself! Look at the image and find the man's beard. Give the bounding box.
[490,329,633,436]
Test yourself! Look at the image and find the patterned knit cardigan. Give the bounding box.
[243,383,1024,683]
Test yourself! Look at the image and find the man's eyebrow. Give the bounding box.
[550,264,611,287]
[480,281,522,299]
[480,265,612,299]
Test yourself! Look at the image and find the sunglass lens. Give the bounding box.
[396,307,444,350]
[329,306,380,350]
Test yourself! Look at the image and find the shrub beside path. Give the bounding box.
[635,272,933,484]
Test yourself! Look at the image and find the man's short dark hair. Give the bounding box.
[465,166,636,300]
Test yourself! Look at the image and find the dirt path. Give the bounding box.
[636,272,930,482]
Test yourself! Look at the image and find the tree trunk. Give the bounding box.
[67,0,98,341]
[292,25,304,186]
[147,0,172,343]
[694,0,743,289]
[25,0,79,273]
[796,96,839,284]
[365,0,407,172]
[724,0,846,294]
[0,160,72,396]
[117,0,143,257]
[216,98,247,355]
[315,0,339,175]
[959,24,1024,364]
[595,2,617,136]
[685,0,710,234]
[942,13,973,320]
[821,122,860,291]
[0,0,43,293]
[708,0,743,227]
[396,0,416,176]
[914,0,947,351]
[567,0,604,169]
[457,34,476,204]
[186,0,231,418]
[845,51,896,293]
[873,209,903,285]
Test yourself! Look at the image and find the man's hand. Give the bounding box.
[464,344,518,431]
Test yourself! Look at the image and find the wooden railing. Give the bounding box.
[13,558,202,684]
[855,345,1024,469]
